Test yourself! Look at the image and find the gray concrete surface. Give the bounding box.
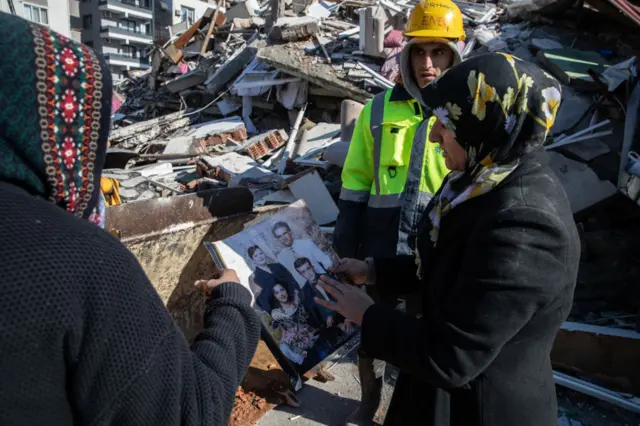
[255,336,395,426]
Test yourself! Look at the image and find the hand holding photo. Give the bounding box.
[314,275,375,326]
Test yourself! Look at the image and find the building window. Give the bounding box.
[24,4,49,25]
[121,45,137,58]
[180,6,195,26]
[83,14,92,29]
[119,19,137,32]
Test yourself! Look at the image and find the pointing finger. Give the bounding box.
[319,281,343,299]
[315,297,339,313]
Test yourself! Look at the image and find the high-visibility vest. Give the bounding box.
[336,88,449,258]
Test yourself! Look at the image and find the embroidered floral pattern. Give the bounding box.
[31,23,103,220]
[541,86,561,131]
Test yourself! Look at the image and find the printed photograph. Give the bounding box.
[205,200,357,373]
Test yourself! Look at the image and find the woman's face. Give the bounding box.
[274,284,288,303]
[429,119,466,171]
[251,248,266,265]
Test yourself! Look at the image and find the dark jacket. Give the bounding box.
[361,156,580,426]
[0,183,261,426]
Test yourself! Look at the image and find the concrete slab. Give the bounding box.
[257,42,373,104]
[163,136,196,155]
[552,87,592,134]
[288,170,339,225]
[548,152,617,213]
[296,122,341,158]
[190,116,247,139]
[562,138,611,162]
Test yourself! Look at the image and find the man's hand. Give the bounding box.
[314,276,374,325]
[329,258,371,285]
[194,269,241,295]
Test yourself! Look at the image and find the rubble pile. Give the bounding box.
[102,0,640,422]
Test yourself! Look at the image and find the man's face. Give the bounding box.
[410,42,454,88]
[296,261,316,284]
[273,226,294,247]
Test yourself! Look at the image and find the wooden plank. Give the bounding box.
[552,321,640,392]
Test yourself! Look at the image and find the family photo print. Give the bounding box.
[204,200,358,375]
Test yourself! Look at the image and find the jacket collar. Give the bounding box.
[388,84,415,102]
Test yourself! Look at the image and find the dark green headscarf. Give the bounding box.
[0,12,112,223]
[418,52,562,246]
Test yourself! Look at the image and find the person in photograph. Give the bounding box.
[269,284,321,367]
[246,245,299,313]
[272,221,333,288]
[294,257,355,341]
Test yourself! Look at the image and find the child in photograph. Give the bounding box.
[246,245,299,313]
[272,221,333,289]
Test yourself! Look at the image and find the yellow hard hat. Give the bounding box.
[404,0,466,41]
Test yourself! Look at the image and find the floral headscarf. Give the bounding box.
[0,12,112,226]
[419,52,562,246]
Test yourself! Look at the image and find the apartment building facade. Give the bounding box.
[1,0,80,41]
[80,0,153,82]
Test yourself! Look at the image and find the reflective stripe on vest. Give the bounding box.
[396,119,434,255]
[340,187,370,202]
[369,91,386,198]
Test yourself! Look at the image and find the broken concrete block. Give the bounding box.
[255,189,297,206]
[323,140,350,168]
[163,69,207,93]
[531,38,563,50]
[205,36,266,94]
[271,17,319,42]
[552,87,592,134]
[562,138,611,162]
[547,152,617,213]
[189,116,248,146]
[138,162,173,178]
[258,44,372,104]
[199,153,259,181]
[296,122,340,157]
[292,0,314,14]
[225,0,259,19]
[163,136,197,155]
[242,129,289,160]
[288,170,339,225]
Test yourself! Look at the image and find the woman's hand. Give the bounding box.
[330,258,371,285]
[195,269,253,306]
[314,276,374,325]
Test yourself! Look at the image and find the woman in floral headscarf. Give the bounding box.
[315,53,580,426]
[0,12,259,426]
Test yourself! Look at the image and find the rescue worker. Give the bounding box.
[332,1,466,424]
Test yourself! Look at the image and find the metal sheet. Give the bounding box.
[105,187,254,241]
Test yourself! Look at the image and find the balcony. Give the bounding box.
[103,53,150,69]
[100,26,153,44]
[98,0,152,19]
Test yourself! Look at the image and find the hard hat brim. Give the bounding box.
[403,29,466,41]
